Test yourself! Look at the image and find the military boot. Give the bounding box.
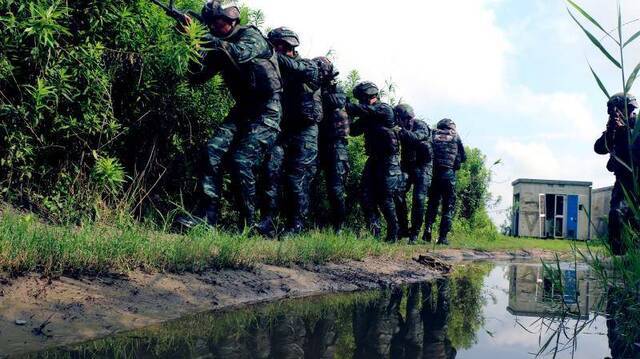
[283,219,305,237]
[385,222,399,243]
[255,217,277,238]
[437,237,450,246]
[205,203,219,227]
[408,231,419,244]
[422,227,432,243]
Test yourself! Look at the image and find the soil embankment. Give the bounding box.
[0,249,558,356]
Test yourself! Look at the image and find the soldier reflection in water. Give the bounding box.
[352,279,457,359]
[606,288,640,359]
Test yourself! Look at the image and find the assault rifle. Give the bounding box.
[150,0,203,26]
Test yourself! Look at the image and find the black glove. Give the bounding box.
[202,34,223,49]
[324,92,347,109]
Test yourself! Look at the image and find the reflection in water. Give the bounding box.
[607,287,640,359]
[26,263,635,359]
[507,263,603,319]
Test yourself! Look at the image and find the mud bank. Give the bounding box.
[0,249,555,356]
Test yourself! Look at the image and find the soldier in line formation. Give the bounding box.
[178,1,467,244]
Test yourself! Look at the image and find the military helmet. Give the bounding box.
[608,92,638,111]
[201,0,241,23]
[394,104,415,120]
[437,118,456,130]
[352,81,379,101]
[267,27,300,48]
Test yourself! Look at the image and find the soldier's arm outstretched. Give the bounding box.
[346,103,395,128]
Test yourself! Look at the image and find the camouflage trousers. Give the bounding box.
[397,164,432,237]
[202,96,281,227]
[424,168,457,240]
[608,176,637,255]
[262,124,319,225]
[319,137,350,230]
[361,158,405,240]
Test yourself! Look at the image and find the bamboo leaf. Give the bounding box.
[565,0,615,41]
[567,9,622,69]
[624,29,640,48]
[625,61,640,93]
[588,63,610,99]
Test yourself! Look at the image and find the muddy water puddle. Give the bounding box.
[16,262,637,358]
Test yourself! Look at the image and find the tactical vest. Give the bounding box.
[220,26,282,103]
[401,121,432,167]
[280,56,323,130]
[432,128,459,169]
[321,89,349,139]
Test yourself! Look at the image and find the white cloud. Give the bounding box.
[245,0,511,106]
[505,87,602,141]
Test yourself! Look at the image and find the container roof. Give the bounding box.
[592,186,614,193]
[511,178,593,187]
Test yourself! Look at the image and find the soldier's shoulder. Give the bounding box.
[414,119,430,130]
[235,25,268,42]
[376,102,394,113]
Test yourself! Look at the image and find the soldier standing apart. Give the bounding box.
[315,57,350,233]
[180,1,282,229]
[347,82,404,242]
[395,104,433,244]
[423,119,466,245]
[257,27,323,236]
[594,93,639,255]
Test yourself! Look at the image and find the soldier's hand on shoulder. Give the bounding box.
[202,34,223,49]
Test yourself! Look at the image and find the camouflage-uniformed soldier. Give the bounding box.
[182,2,282,229]
[353,287,403,358]
[257,27,323,236]
[315,56,350,232]
[395,104,433,243]
[594,93,640,255]
[422,279,457,359]
[423,119,466,245]
[347,82,404,242]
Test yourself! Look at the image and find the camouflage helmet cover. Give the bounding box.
[608,92,638,111]
[437,118,456,130]
[201,0,241,23]
[394,104,415,120]
[353,81,379,101]
[268,27,300,47]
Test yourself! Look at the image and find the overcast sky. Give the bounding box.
[245,0,640,225]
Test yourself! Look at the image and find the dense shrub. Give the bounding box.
[0,0,240,223]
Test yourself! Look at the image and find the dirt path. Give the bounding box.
[0,249,556,356]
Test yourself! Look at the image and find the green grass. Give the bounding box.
[0,209,601,277]
[447,232,602,252]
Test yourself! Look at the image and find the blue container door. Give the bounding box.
[567,195,579,239]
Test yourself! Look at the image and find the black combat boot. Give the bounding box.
[255,216,277,238]
[437,237,450,246]
[283,219,304,236]
[422,227,432,243]
[408,231,419,244]
[205,203,219,227]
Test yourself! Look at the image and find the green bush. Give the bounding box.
[0,0,234,223]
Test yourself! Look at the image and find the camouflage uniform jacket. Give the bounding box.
[189,25,282,129]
